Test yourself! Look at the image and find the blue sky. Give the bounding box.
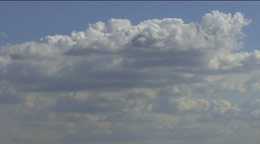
[1,2,260,144]
[1,2,260,51]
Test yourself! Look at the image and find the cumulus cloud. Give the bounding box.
[0,10,254,94]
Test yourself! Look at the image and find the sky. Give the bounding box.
[1,1,260,144]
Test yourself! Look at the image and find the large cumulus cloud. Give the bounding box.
[0,10,255,92]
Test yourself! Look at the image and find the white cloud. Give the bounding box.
[169,97,240,118]
[0,11,252,92]
[169,97,210,113]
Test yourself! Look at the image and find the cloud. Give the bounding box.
[209,50,260,70]
[1,10,260,144]
[0,11,252,91]
[167,96,241,120]
[169,96,210,113]
[0,81,22,104]
[0,32,7,39]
